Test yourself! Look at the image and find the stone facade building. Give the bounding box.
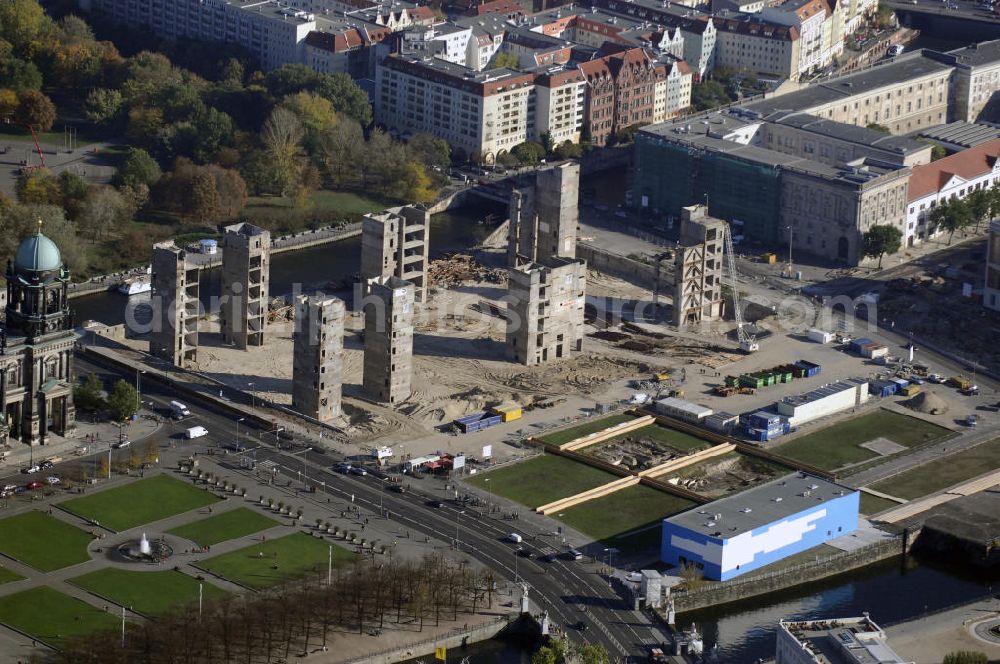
[1,231,76,447]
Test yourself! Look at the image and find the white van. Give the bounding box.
[170,401,191,419]
[185,426,209,439]
[508,533,523,544]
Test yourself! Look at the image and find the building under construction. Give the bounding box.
[508,162,579,267]
[673,205,726,329]
[151,241,200,367]
[506,257,586,366]
[360,206,430,303]
[221,222,271,349]
[292,294,345,422]
[363,276,415,404]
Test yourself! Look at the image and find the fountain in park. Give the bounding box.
[115,532,173,563]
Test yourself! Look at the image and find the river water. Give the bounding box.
[70,203,506,327]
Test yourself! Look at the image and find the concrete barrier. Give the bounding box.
[536,476,640,515]
[577,243,659,290]
[557,415,654,451]
[639,443,735,478]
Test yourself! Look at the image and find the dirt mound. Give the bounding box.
[903,390,949,415]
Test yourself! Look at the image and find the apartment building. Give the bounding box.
[654,58,693,122]
[905,138,1000,246]
[533,66,586,145]
[579,46,668,146]
[758,0,843,78]
[713,19,801,80]
[83,0,316,70]
[376,55,535,160]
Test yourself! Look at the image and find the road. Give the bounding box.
[17,352,672,660]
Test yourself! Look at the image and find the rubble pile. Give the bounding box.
[428,254,507,288]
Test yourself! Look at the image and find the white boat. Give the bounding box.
[118,277,151,296]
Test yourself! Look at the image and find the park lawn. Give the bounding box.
[556,485,696,545]
[0,511,93,572]
[536,414,640,446]
[69,568,227,616]
[0,586,121,648]
[245,191,393,217]
[167,508,279,547]
[859,493,902,516]
[466,455,617,509]
[773,410,953,471]
[196,533,356,590]
[598,423,711,454]
[0,567,22,585]
[60,474,220,532]
[870,437,1000,501]
[0,123,109,147]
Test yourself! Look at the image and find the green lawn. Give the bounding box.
[167,508,279,547]
[773,410,953,471]
[245,190,392,216]
[859,493,902,516]
[536,414,640,446]
[0,586,121,649]
[466,455,618,509]
[196,533,357,590]
[0,567,22,585]
[0,511,93,572]
[870,438,1000,501]
[595,423,711,454]
[69,568,227,616]
[60,474,220,532]
[556,484,695,547]
[0,123,110,147]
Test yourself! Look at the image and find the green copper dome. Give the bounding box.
[14,232,63,273]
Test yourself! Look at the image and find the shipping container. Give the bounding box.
[807,328,835,344]
[900,385,922,396]
[454,412,503,434]
[869,380,898,398]
[491,404,522,422]
[793,360,822,378]
[850,338,874,353]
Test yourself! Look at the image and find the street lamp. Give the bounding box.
[484,478,492,510]
[248,382,256,411]
[455,510,465,548]
[786,225,794,277]
[514,546,521,583]
[135,368,145,411]
[235,416,245,460]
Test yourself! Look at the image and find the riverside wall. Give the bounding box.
[340,616,511,664]
[670,528,919,613]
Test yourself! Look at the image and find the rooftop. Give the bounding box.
[766,111,928,156]
[665,472,857,536]
[907,137,1000,200]
[780,379,866,409]
[918,121,1000,149]
[779,616,912,664]
[945,38,1000,68]
[742,51,953,116]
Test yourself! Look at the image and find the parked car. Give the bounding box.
[45,476,60,485]
[40,460,54,469]
[22,465,40,474]
[966,414,979,427]
[927,373,945,383]
[26,481,44,490]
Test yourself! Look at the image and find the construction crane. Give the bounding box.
[723,222,759,353]
[2,118,46,170]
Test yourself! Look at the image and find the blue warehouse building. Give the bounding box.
[661,473,859,581]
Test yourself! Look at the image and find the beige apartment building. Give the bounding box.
[943,41,1000,123]
[376,55,535,161]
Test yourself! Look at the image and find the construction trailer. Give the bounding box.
[776,379,870,427]
[655,397,714,423]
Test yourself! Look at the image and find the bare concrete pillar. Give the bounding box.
[292,295,345,421]
[362,277,414,404]
[151,241,200,367]
[221,222,271,349]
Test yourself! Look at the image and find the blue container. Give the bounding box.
[850,338,874,353]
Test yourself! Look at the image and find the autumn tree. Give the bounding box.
[862,224,902,269]
[15,89,57,131]
[84,88,123,125]
[77,186,133,241]
[260,107,305,197]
